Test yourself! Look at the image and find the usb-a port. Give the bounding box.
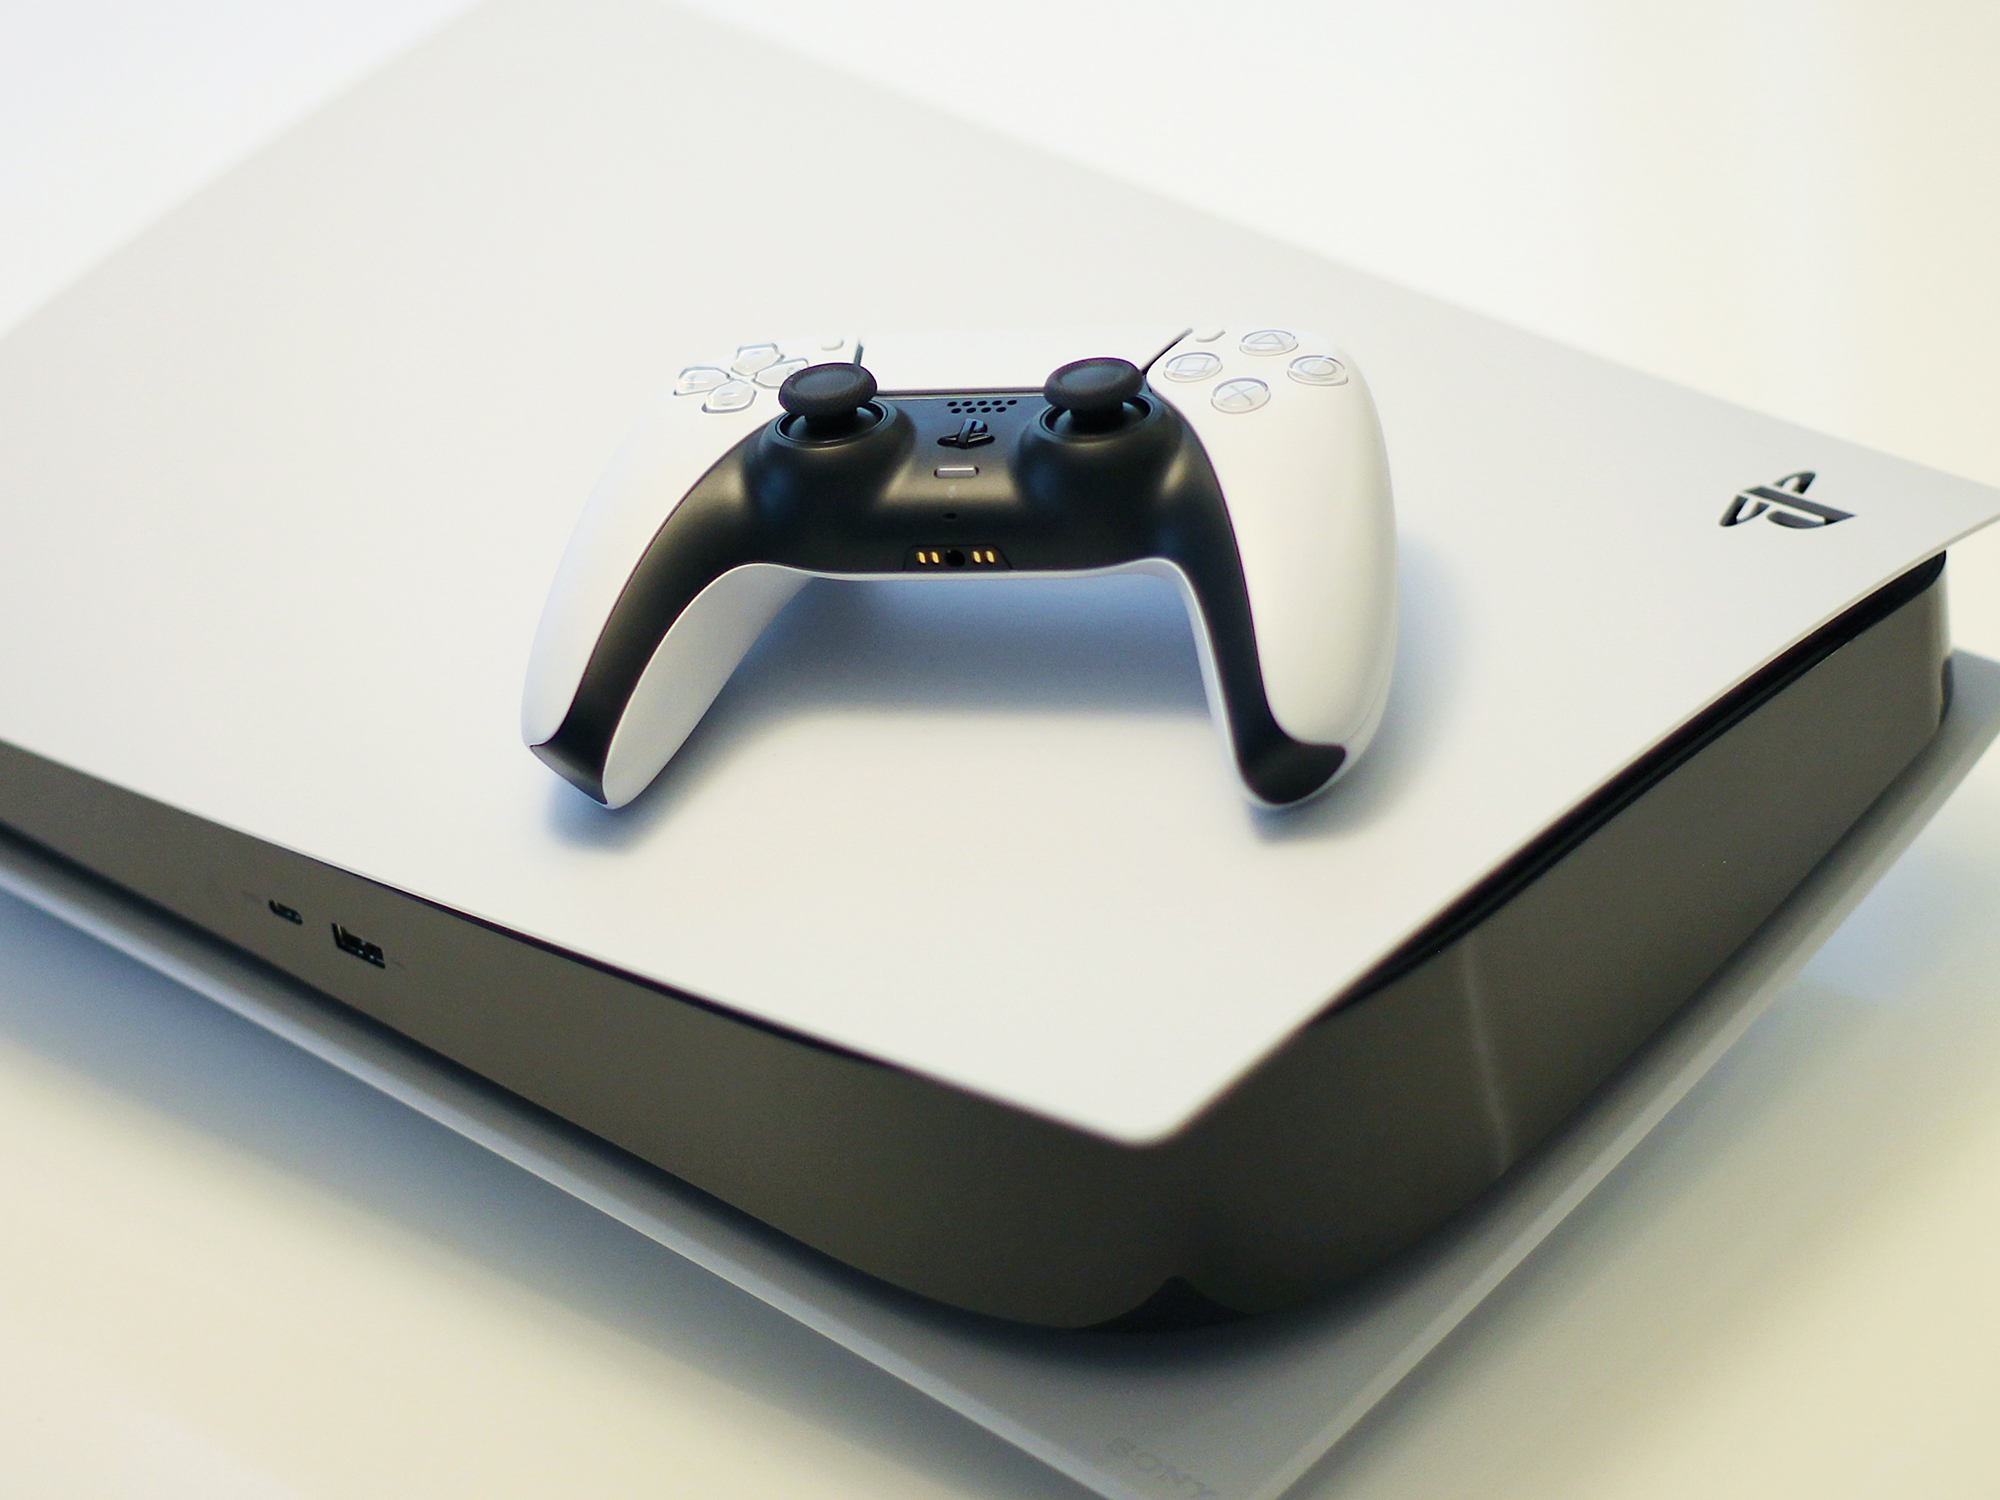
[331,923,385,968]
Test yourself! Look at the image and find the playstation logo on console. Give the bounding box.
[1721,471,1851,529]
[938,417,995,449]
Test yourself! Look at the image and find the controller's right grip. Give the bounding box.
[1153,342,1397,763]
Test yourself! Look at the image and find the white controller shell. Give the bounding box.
[523,326,1397,808]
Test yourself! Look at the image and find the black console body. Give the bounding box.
[0,559,1951,1327]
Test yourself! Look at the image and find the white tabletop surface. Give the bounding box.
[6,4,2000,1496]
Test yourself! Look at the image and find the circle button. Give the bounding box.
[1288,354,1348,386]
[702,381,757,413]
[1211,378,1270,413]
[1163,351,1223,382]
[1239,329,1298,356]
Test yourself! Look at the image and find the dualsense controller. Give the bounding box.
[522,327,1397,807]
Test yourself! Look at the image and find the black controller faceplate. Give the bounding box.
[745,393,1194,572]
[534,391,1346,806]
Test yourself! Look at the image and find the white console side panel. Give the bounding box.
[0,0,1995,1142]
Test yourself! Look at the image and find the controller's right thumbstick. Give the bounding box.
[1043,357,1144,434]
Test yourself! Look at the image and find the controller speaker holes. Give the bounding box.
[332,923,386,967]
[944,398,1019,415]
[267,899,303,924]
[907,545,1008,570]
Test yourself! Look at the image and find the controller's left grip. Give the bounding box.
[590,564,807,806]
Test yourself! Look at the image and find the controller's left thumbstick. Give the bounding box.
[779,362,879,438]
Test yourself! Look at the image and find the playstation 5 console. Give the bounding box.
[1,0,1994,1329]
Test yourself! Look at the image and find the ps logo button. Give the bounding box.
[674,365,730,396]
[1163,351,1223,382]
[938,418,994,449]
[702,380,757,413]
[1238,329,1297,356]
[1288,354,1348,386]
[730,343,782,376]
[753,357,809,389]
[1211,377,1270,413]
